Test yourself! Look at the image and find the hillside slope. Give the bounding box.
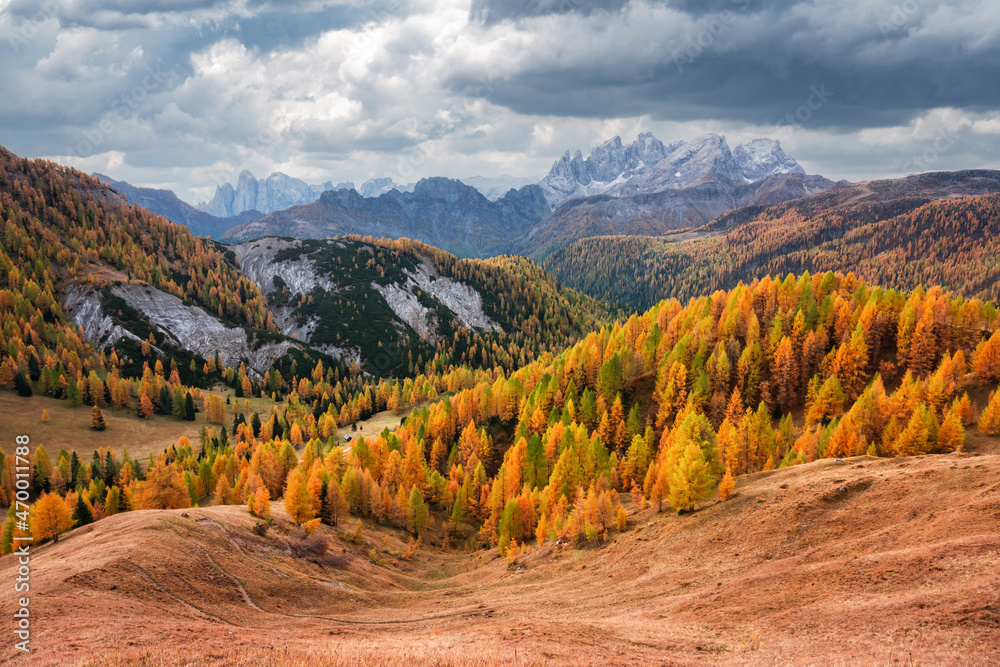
[520,172,838,260]
[2,148,613,385]
[94,174,262,239]
[8,442,999,666]
[0,147,321,388]
[228,235,614,376]
[544,170,1000,310]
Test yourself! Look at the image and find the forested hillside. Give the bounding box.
[545,189,1000,311]
[0,147,620,492]
[0,147,299,395]
[13,269,1000,561]
[232,235,615,377]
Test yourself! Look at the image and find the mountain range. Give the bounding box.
[99,132,842,256]
[220,178,552,258]
[537,133,807,205]
[543,168,1000,310]
[197,170,344,217]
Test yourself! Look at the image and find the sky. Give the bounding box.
[2,0,1000,204]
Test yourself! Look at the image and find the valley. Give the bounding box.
[6,440,998,666]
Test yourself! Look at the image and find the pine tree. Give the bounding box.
[184,393,196,421]
[978,388,1000,435]
[136,460,191,510]
[91,403,106,431]
[406,486,429,536]
[283,469,314,525]
[717,469,735,501]
[138,393,155,419]
[250,484,271,519]
[936,409,965,453]
[615,506,628,531]
[667,441,715,513]
[497,498,522,554]
[12,370,34,397]
[213,475,232,505]
[974,331,1000,383]
[73,495,93,526]
[323,478,350,526]
[31,445,52,494]
[104,486,120,516]
[894,409,929,456]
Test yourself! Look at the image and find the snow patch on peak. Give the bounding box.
[733,138,805,183]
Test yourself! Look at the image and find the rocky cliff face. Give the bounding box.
[733,138,805,183]
[222,178,552,258]
[230,238,337,342]
[359,177,398,198]
[227,237,501,372]
[65,283,301,375]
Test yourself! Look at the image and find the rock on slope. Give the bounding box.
[64,283,300,374]
[11,439,999,666]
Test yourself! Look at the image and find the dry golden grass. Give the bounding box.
[352,408,408,437]
[3,438,998,666]
[0,385,288,462]
[0,392,202,461]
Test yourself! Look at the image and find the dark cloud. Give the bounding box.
[457,0,1000,130]
[469,0,631,25]
[219,7,371,53]
[468,0,804,24]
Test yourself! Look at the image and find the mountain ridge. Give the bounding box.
[94,173,263,239]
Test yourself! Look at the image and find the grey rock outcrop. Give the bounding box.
[65,283,299,375]
[733,138,806,184]
[230,238,336,341]
[199,170,335,217]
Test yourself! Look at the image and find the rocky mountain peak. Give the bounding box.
[540,131,808,205]
[198,170,333,217]
[733,138,805,183]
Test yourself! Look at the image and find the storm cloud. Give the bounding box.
[1,0,998,201]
